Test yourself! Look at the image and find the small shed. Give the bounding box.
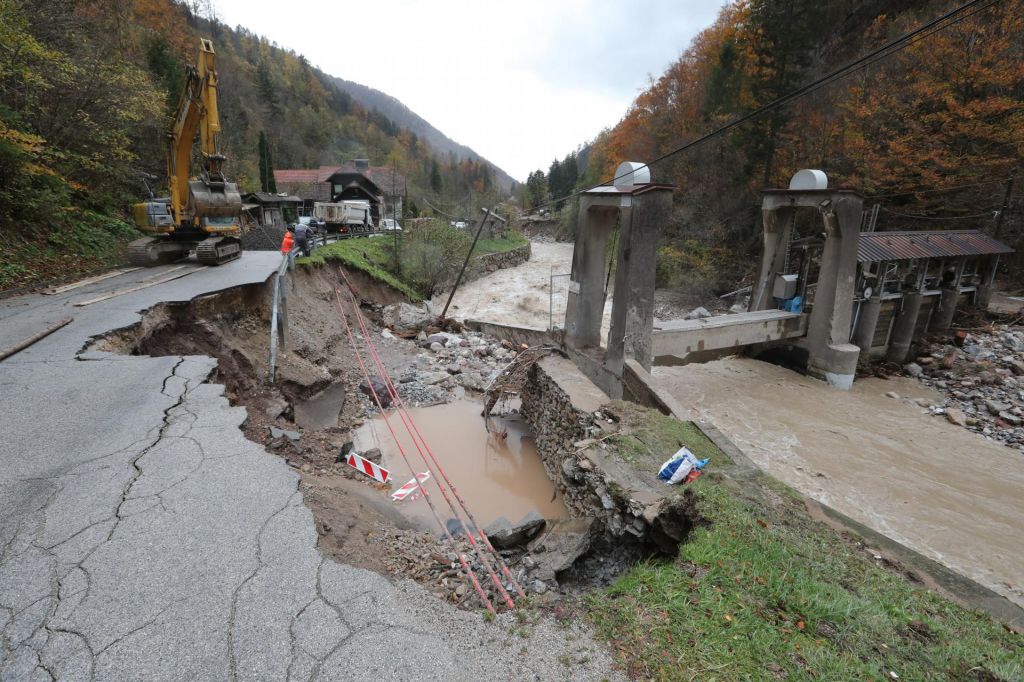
[240,193,302,251]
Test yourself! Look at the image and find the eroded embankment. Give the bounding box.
[86,260,671,608]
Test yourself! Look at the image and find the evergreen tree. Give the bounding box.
[526,170,547,210]
[257,131,276,193]
[430,159,442,193]
[255,59,279,115]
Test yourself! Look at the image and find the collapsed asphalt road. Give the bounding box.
[0,254,622,681]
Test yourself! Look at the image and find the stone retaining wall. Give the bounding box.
[520,355,691,551]
[437,242,532,290]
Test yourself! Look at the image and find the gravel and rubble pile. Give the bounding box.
[900,325,1024,449]
[354,326,524,411]
[369,527,571,611]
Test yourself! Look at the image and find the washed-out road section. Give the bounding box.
[0,254,622,681]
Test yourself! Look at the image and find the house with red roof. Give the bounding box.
[274,160,406,226]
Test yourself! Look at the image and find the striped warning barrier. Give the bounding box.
[345,452,391,484]
[391,472,431,502]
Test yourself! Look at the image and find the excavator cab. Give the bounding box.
[129,39,243,266]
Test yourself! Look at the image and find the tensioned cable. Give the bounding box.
[530,0,1003,212]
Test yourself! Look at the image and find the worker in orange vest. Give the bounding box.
[280,225,294,254]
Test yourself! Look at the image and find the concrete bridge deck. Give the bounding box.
[652,309,806,363]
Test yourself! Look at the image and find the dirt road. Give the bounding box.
[653,357,1024,608]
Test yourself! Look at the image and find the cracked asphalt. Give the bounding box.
[0,254,624,681]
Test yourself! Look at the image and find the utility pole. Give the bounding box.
[993,168,1016,240]
[392,165,400,273]
[440,209,491,320]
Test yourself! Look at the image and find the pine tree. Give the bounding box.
[257,131,276,193]
[430,159,442,193]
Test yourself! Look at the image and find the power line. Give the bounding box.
[870,178,1008,199]
[532,0,1003,212]
[878,205,997,221]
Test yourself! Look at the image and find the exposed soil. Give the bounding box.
[90,259,648,611]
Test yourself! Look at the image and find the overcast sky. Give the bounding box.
[212,0,725,181]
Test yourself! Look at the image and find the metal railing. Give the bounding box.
[265,229,372,382]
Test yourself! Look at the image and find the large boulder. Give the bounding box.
[527,517,595,577]
[484,511,546,549]
[358,376,392,407]
[383,302,432,329]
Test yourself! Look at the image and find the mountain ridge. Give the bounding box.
[329,76,516,192]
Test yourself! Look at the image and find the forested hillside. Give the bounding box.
[572,0,1024,294]
[0,0,508,289]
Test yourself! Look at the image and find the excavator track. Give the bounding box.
[127,237,192,267]
[196,236,242,265]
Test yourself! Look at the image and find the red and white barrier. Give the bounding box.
[391,472,431,502]
[345,452,391,484]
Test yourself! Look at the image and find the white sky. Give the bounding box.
[212,0,725,181]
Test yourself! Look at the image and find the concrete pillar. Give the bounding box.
[930,287,959,332]
[976,285,993,310]
[564,197,617,349]
[803,196,862,389]
[606,188,672,374]
[749,207,794,311]
[853,297,882,356]
[886,292,923,364]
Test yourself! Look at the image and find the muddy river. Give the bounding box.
[354,400,568,529]
[653,357,1024,608]
[432,241,613,335]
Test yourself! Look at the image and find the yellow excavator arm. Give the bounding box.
[131,39,243,265]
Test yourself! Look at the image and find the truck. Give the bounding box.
[314,200,373,236]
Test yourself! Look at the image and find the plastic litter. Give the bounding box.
[658,447,709,485]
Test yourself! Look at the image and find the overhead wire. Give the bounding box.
[335,272,525,605]
[338,282,520,607]
[877,206,997,221]
[332,289,498,614]
[869,178,1008,199]
[530,0,1004,213]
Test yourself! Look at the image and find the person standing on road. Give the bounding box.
[293,221,312,257]
[280,225,294,254]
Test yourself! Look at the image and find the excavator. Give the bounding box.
[129,38,243,266]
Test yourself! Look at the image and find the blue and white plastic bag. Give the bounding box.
[658,447,709,485]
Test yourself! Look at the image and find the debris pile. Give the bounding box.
[903,325,1024,449]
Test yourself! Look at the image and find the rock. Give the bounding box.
[527,518,595,574]
[729,303,747,314]
[422,371,449,385]
[945,407,967,426]
[530,580,548,595]
[269,426,301,441]
[456,373,487,391]
[445,364,462,375]
[382,302,431,329]
[684,306,712,320]
[359,375,391,404]
[362,448,383,464]
[263,397,289,419]
[417,331,428,342]
[914,398,931,408]
[904,362,923,378]
[1009,360,1024,376]
[986,400,1011,415]
[885,391,900,400]
[999,411,1022,426]
[522,555,537,569]
[300,463,313,473]
[380,329,395,340]
[485,511,546,549]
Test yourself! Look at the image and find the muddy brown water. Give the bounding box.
[353,400,568,530]
[653,357,1024,608]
